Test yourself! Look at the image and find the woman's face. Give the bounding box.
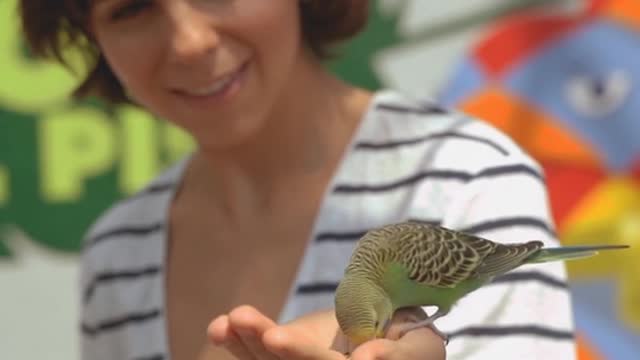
[90,0,305,148]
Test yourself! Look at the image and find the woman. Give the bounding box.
[19,0,576,359]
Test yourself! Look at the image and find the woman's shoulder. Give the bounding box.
[366,89,542,174]
[80,155,190,250]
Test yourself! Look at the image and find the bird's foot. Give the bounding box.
[395,309,450,345]
[396,319,449,345]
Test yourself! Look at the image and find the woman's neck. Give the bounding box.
[184,54,373,218]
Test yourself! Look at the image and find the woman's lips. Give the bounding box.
[173,61,250,101]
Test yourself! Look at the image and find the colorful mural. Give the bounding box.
[439,0,640,359]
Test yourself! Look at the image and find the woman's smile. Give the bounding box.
[171,60,251,106]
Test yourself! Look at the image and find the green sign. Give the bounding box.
[0,0,404,256]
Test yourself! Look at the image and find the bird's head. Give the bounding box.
[334,275,393,346]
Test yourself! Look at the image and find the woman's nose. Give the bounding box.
[166,3,220,64]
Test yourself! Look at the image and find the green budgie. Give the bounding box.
[334,221,629,346]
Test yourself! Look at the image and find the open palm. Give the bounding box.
[207,305,446,360]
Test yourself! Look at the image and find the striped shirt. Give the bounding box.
[79,90,577,359]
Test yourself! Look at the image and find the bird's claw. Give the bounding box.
[397,315,450,345]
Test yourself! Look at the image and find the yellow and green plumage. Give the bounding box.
[334,221,629,346]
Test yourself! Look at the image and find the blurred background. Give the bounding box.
[1,0,638,358]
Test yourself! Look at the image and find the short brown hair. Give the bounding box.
[19,0,370,104]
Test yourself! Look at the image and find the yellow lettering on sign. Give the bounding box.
[0,0,84,112]
[118,107,160,195]
[39,107,116,202]
[0,165,9,206]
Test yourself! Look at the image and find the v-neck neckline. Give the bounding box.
[155,90,388,359]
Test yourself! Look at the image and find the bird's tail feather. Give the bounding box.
[527,244,629,264]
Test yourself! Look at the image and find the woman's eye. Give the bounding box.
[110,0,152,21]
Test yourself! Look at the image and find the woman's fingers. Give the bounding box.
[263,326,345,360]
[350,330,445,360]
[227,305,280,360]
[350,339,395,360]
[207,314,257,359]
[207,306,443,360]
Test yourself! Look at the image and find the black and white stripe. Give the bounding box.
[83,265,162,304]
[355,131,509,156]
[461,216,556,238]
[448,325,574,341]
[81,309,161,337]
[332,164,543,194]
[376,102,447,115]
[123,182,175,203]
[83,223,165,250]
[333,169,471,193]
[132,354,165,360]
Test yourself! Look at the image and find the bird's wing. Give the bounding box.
[472,240,544,278]
[391,224,499,288]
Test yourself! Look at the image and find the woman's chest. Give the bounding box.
[167,223,311,314]
[164,211,317,359]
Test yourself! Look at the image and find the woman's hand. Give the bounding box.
[207,305,446,360]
